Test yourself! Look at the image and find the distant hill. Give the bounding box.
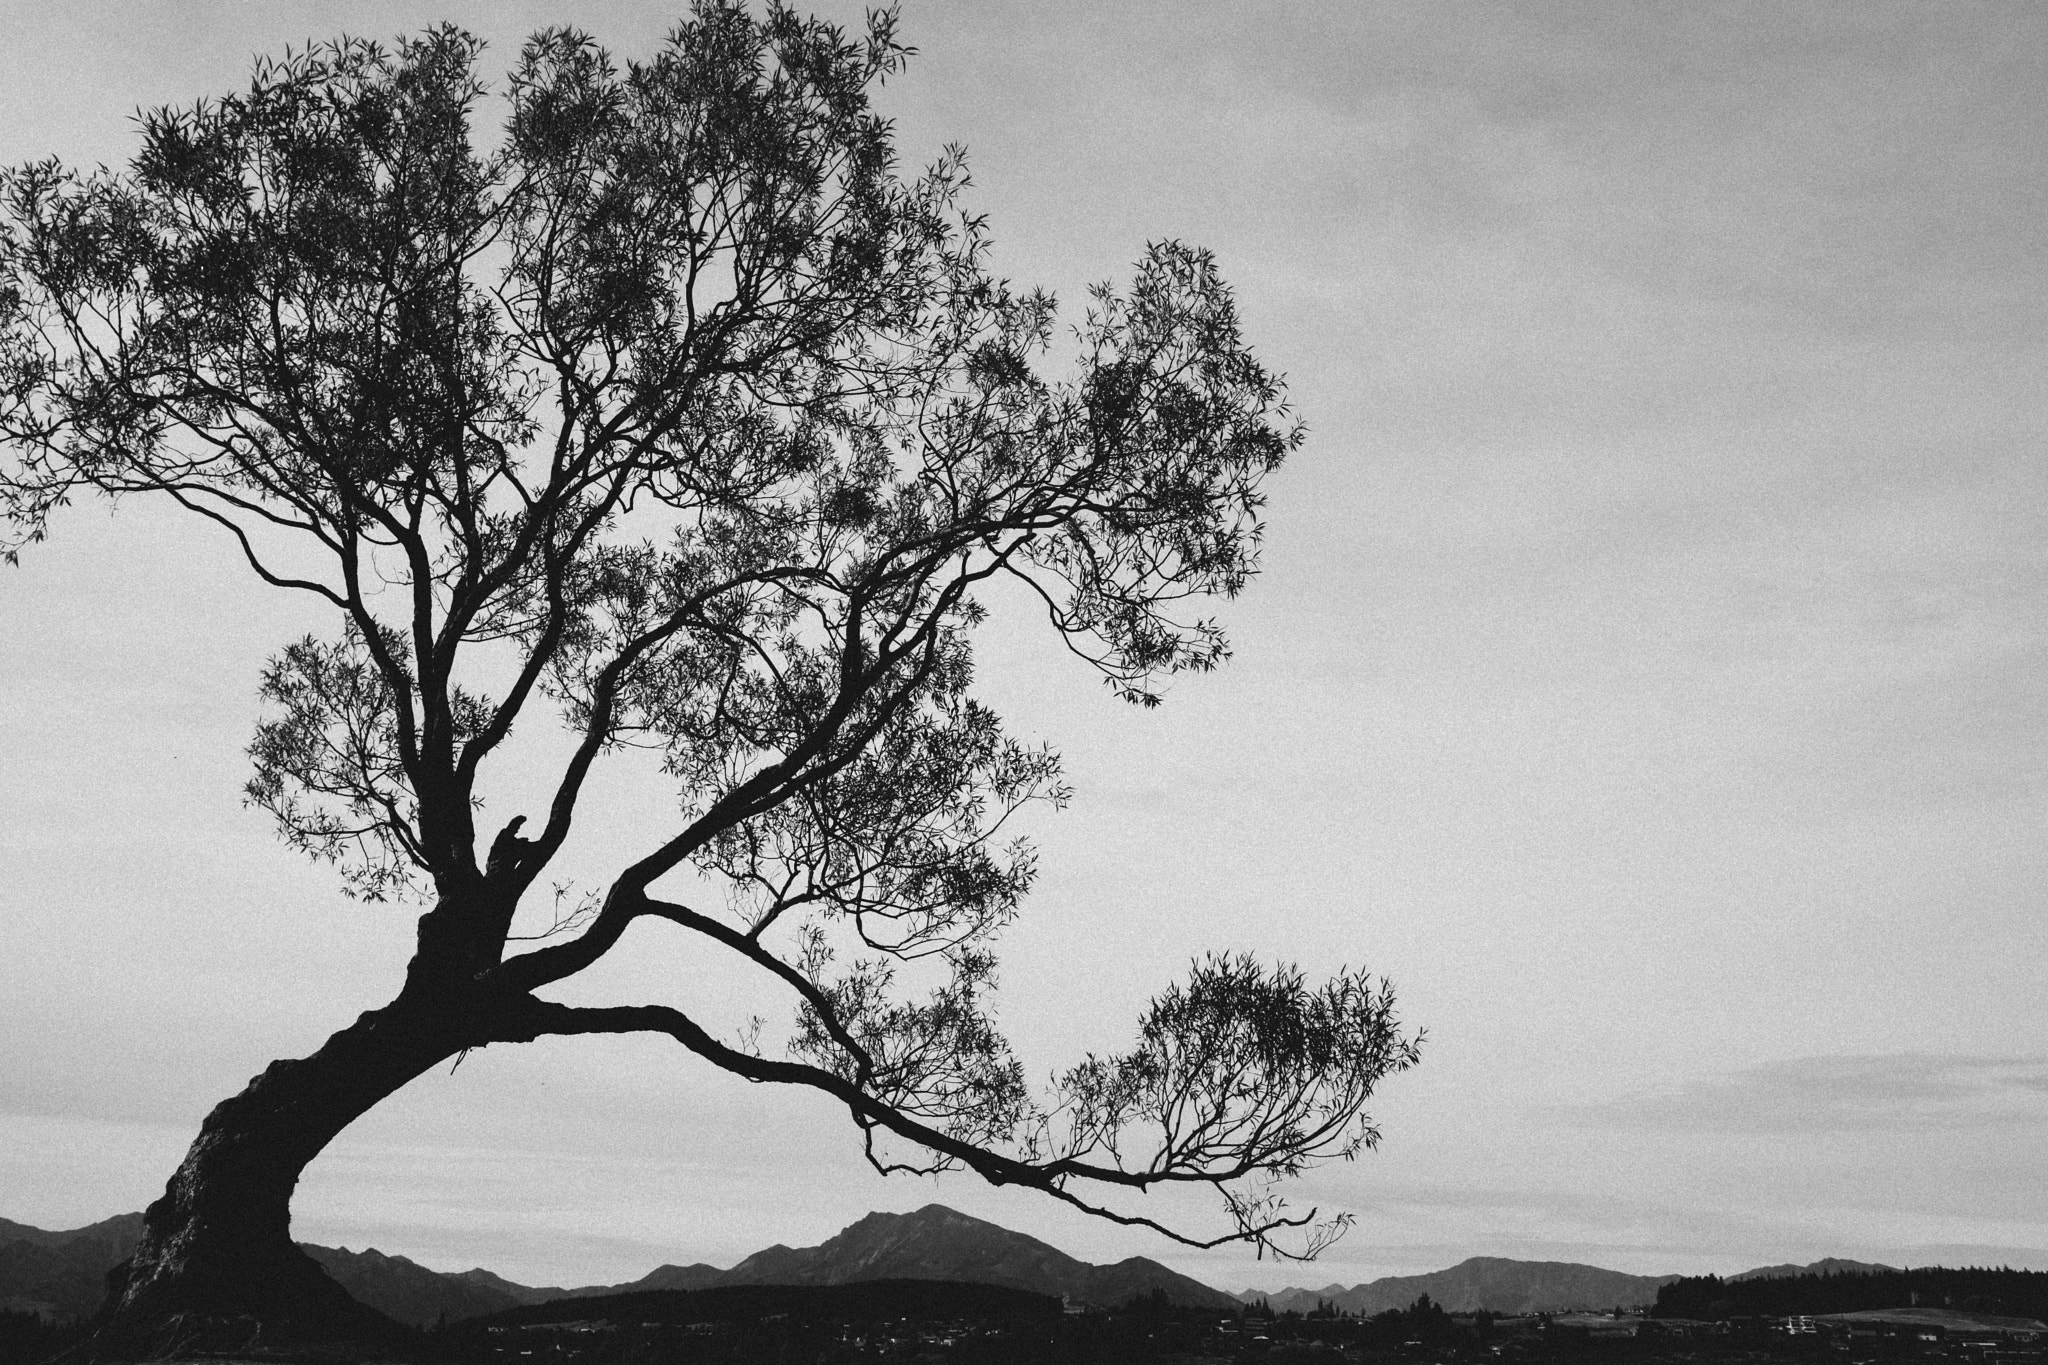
[1240,1256,1918,1317]
[708,1205,1237,1311]
[445,1259,727,1306]
[578,1261,730,1296]
[449,1265,560,1305]
[0,1214,144,1254]
[1730,1257,1896,1282]
[1241,1256,1681,1316]
[301,1245,526,1325]
[0,1214,145,1321]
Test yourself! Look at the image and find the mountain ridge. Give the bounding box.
[666,1204,1237,1311]
[0,1203,1227,1323]
[0,1207,1928,1327]
[1729,1257,1897,1282]
[1239,1256,1912,1317]
[1236,1255,1681,1316]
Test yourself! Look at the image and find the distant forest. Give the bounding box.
[1655,1267,2048,1321]
[466,1279,1063,1330]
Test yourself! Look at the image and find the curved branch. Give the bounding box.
[635,893,877,1083]
[496,995,1340,1257]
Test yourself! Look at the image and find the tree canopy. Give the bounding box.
[0,0,1417,1285]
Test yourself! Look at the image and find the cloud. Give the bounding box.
[1571,1054,2048,1135]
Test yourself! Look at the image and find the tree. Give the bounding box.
[0,4,1419,1353]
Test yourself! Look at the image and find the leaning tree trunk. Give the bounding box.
[91,990,477,1359]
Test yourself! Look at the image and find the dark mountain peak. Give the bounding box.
[709,1204,1229,1310]
[301,1242,525,1325]
[904,1203,988,1226]
[456,1266,552,1301]
[770,1204,1069,1281]
[606,1262,728,1295]
[821,1204,1042,1254]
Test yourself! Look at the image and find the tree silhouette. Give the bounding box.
[0,4,1419,1352]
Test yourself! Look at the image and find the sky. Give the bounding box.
[2,0,2045,1295]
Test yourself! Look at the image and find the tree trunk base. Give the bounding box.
[75,996,475,1360]
[84,1241,412,1362]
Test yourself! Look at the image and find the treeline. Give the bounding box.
[431,1289,1505,1365]
[1655,1267,2048,1321]
[458,1277,1063,1331]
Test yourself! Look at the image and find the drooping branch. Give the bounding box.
[496,949,1416,1259]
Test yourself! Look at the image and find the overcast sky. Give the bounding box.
[3,1,2045,1295]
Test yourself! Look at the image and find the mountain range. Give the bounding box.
[0,1204,1907,1329]
[0,1204,1228,1325]
[445,1204,1238,1318]
[1236,1257,1680,1316]
[1237,1256,1902,1317]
